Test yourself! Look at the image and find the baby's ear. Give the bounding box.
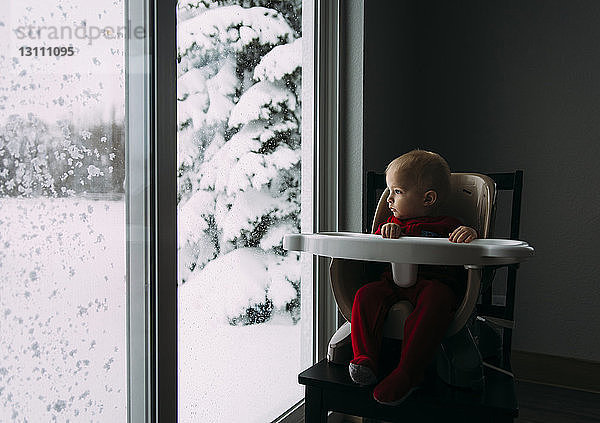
[423,190,438,207]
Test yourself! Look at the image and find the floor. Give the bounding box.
[340,380,600,423]
[514,380,600,423]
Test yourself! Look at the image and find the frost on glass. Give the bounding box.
[0,1,126,421]
[177,1,304,421]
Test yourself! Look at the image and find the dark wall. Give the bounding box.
[364,1,417,173]
[363,0,600,361]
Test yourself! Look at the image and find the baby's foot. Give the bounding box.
[372,367,419,406]
[348,356,377,386]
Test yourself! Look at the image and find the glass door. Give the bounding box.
[176,1,313,422]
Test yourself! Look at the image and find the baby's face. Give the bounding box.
[385,170,429,220]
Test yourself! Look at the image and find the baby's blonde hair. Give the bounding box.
[385,149,451,206]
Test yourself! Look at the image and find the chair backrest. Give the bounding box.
[476,170,524,368]
[370,173,496,240]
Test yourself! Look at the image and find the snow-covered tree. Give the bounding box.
[177,1,302,325]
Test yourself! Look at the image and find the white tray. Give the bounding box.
[283,232,534,267]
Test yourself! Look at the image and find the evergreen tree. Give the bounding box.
[177,1,302,324]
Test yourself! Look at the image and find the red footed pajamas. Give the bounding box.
[350,216,463,404]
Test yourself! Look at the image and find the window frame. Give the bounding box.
[314,0,341,365]
[125,0,179,421]
[124,0,154,421]
[126,0,178,421]
[150,0,178,422]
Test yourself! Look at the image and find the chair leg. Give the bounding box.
[305,386,327,423]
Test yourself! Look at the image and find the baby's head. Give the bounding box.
[385,149,451,219]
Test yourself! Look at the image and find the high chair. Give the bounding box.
[284,171,534,422]
[327,173,497,390]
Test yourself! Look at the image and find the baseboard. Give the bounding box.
[275,401,304,423]
[329,413,361,423]
[511,350,600,393]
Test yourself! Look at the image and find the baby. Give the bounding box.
[349,149,477,405]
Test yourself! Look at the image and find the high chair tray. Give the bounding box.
[283,232,534,266]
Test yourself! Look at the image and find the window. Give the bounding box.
[175,2,314,421]
[0,0,153,421]
[0,0,136,420]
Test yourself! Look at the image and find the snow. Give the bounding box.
[179,191,214,230]
[176,2,303,307]
[265,253,301,308]
[0,198,126,422]
[227,151,265,192]
[264,144,301,171]
[87,164,103,178]
[228,79,297,128]
[254,37,302,82]
[258,116,298,143]
[218,189,279,242]
[260,221,298,251]
[178,232,216,283]
[176,2,210,24]
[178,190,218,278]
[177,67,210,122]
[0,1,125,125]
[176,58,239,146]
[195,118,298,198]
[197,129,260,194]
[179,247,304,422]
[177,6,294,70]
[192,247,269,319]
[203,57,239,126]
[178,297,303,423]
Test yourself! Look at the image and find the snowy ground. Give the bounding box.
[0,198,303,422]
[179,272,303,423]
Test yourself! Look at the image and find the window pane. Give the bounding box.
[176,1,310,421]
[0,1,130,420]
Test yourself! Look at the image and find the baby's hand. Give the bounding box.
[449,226,478,243]
[381,223,402,239]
